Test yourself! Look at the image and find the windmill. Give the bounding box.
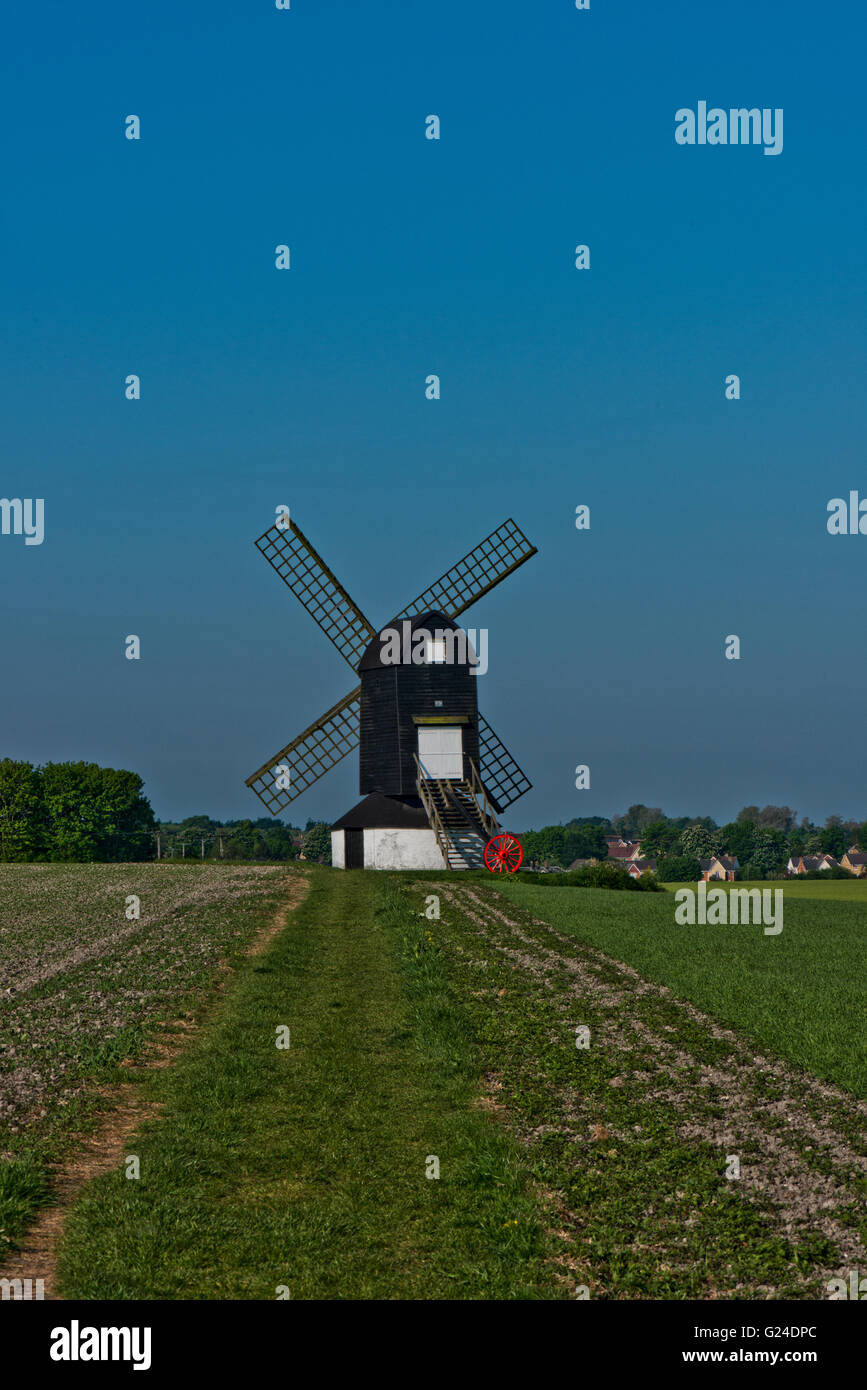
[245,513,537,870]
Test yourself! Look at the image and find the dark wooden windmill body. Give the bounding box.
[245,514,537,869]
[359,612,481,797]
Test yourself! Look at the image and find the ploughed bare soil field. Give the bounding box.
[0,863,299,1261]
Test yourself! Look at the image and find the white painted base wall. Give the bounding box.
[330,827,446,870]
[366,827,445,870]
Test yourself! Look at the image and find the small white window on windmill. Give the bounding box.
[426,637,446,663]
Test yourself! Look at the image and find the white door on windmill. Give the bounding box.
[417,727,463,780]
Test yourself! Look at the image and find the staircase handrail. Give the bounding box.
[414,754,452,868]
[465,759,500,837]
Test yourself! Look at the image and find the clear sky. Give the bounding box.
[2,0,865,829]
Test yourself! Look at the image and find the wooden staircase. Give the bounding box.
[415,757,500,870]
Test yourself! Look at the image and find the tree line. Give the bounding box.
[518,804,867,881]
[152,815,332,864]
[3,755,858,879]
[0,759,332,863]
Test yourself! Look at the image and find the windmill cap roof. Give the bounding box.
[359,611,473,671]
[332,792,430,830]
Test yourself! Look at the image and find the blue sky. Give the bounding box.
[2,0,865,828]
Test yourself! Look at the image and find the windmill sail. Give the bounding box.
[255,518,376,673]
[477,714,532,812]
[391,518,537,624]
[246,687,361,814]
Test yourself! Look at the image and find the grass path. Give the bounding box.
[57,869,555,1299]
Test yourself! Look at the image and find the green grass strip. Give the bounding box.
[57,869,559,1300]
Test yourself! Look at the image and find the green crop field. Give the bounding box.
[494,879,867,1096]
[661,878,867,902]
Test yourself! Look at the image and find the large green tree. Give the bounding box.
[787,829,807,856]
[817,824,847,859]
[611,805,665,839]
[679,824,721,860]
[557,821,608,862]
[223,819,259,858]
[40,762,155,861]
[302,821,332,864]
[639,819,686,859]
[738,805,797,833]
[719,820,755,863]
[750,827,788,875]
[656,855,702,882]
[99,767,155,860]
[257,823,299,860]
[0,759,42,860]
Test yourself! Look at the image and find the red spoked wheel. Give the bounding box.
[483,833,523,874]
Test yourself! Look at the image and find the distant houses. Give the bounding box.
[542,836,866,881]
[605,839,661,876]
[607,844,738,881]
[567,850,659,878]
[700,855,739,882]
[786,853,838,875]
[841,849,867,877]
[605,837,643,862]
[626,857,657,879]
[782,848,866,877]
